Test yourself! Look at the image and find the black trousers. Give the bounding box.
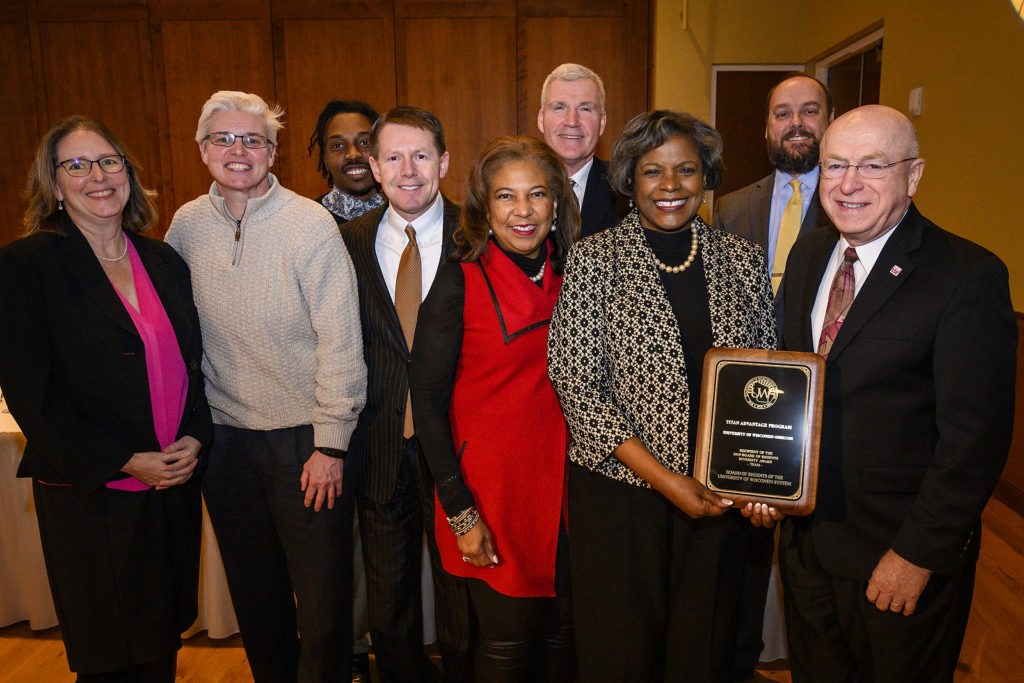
[203,424,353,683]
[568,463,745,683]
[465,531,574,683]
[780,520,977,683]
[358,437,473,683]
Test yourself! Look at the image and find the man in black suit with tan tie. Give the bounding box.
[341,106,471,683]
[714,72,835,679]
[537,63,627,238]
[774,104,1016,681]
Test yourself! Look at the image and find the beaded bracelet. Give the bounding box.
[447,506,480,536]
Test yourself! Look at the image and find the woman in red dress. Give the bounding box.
[411,136,579,682]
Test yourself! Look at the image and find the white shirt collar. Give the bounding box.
[570,157,595,206]
[772,166,820,198]
[382,193,445,248]
[840,205,909,276]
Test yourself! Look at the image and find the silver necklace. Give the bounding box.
[95,231,128,263]
[529,261,546,283]
[651,229,698,274]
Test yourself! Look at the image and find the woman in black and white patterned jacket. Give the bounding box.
[548,110,776,682]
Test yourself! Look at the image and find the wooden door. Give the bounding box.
[712,67,799,199]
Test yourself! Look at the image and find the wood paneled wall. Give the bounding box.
[0,0,650,244]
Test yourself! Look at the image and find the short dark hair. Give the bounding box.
[369,106,446,158]
[24,115,157,235]
[764,72,835,121]
[454,136,579,276]
[609,110,725,195]
[307,100,379,187]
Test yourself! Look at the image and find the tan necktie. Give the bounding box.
[817,247,859,360]
[394,225,421,438]
[772,179,803,294]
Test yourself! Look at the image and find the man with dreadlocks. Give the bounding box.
[308,100,385,681]
[308,100,386,226]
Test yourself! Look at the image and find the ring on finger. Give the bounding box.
[462,556,471,563]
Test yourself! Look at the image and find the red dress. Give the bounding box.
[433,242,568,597]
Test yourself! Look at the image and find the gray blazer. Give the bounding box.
[712,172,829,255]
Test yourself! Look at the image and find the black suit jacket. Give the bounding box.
[779,203,1016,580]
[0,220,212,492]
[341,197,460,504]
[579,157,628,239]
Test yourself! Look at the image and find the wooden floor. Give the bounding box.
[3,498,1023,682]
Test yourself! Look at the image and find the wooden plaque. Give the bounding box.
[692,348,824,515]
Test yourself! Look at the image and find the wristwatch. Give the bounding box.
[316,446,346,459]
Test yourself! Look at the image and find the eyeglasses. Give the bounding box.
[203,132,272,149]
[819,157,916,179]
[55,155,126,177]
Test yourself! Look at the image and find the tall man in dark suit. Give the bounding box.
[537,63,627,238]
[341,107,471,683]
[776,105,1016,681]
[713,73,835,679]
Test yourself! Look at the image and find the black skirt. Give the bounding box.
[32,477,201,674]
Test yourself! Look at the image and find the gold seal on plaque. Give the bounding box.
[743,376,784,409]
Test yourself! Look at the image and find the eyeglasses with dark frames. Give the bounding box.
[55,155,126,177]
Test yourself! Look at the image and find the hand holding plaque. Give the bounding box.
[692,348,824,515]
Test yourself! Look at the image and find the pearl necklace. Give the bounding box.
[95,231,129,263]
[651,229,699,274]
[529,261,546,283]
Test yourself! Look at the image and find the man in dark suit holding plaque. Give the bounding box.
[776,104,1016,681]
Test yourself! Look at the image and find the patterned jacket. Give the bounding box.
[548,211,777,487]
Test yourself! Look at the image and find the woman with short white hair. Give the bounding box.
[166,90,367,682]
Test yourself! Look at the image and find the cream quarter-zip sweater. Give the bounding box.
[166,174,366,450]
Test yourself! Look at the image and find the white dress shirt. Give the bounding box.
[570,157,595,209]
[810,211,907,345]
[374,193,445,303]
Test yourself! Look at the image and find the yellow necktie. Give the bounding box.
[772,179,802,294]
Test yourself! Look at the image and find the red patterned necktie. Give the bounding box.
[817,247,858,359]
